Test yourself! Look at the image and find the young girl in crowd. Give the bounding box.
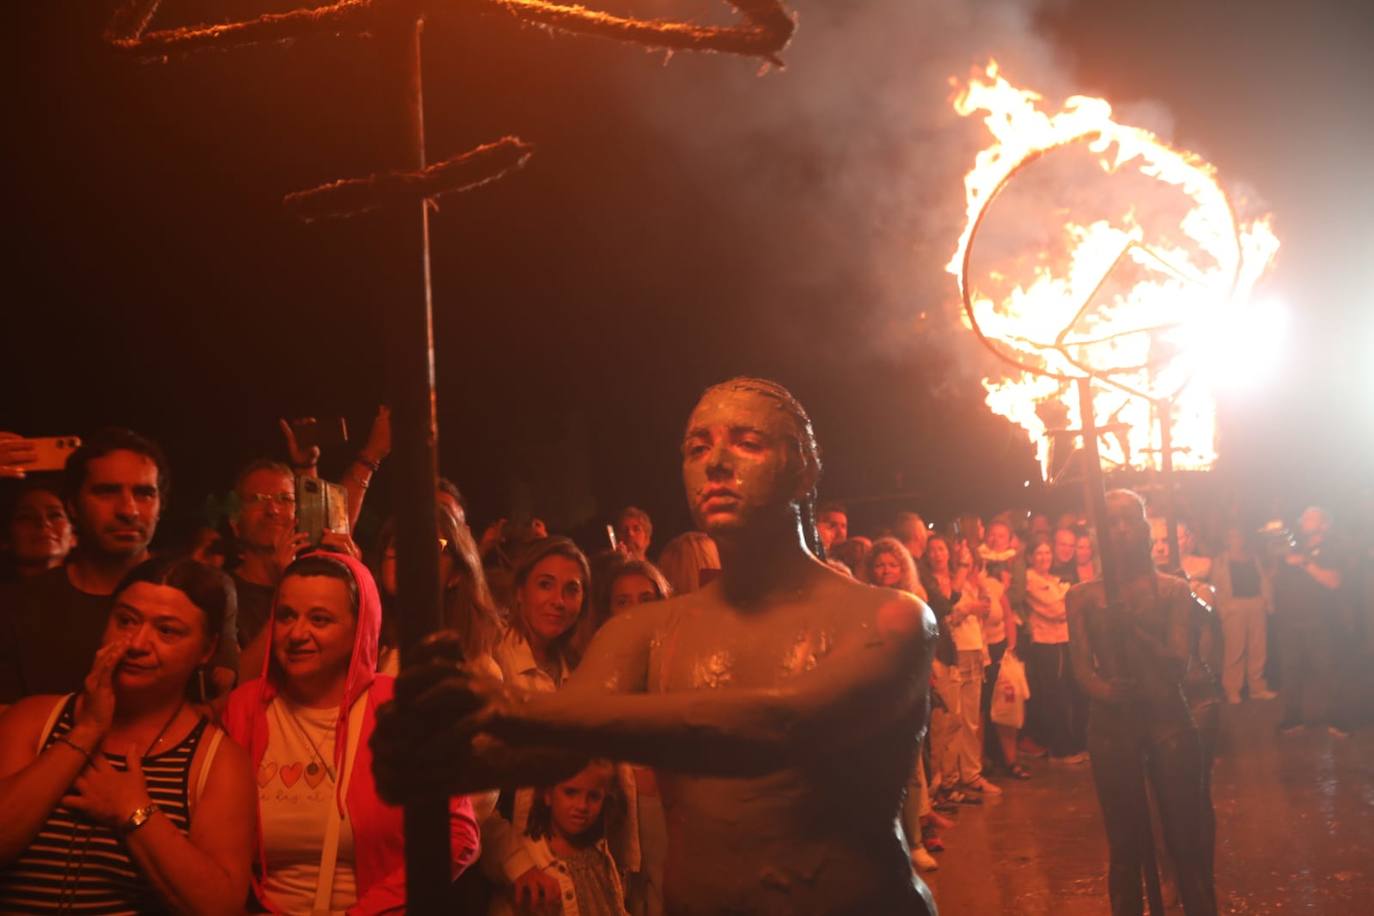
[490,760,629,916]
[0,555,254,913]
[224,551,479,914]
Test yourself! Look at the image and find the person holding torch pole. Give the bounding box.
[1067,490,1216,916]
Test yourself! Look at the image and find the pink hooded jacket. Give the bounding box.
[224,552,479,914]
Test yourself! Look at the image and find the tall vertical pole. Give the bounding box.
[1076,377,1118,606]
[375,17,451,913]
[1158,399,1182,572]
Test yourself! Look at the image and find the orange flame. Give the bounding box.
[948,62,1279,476]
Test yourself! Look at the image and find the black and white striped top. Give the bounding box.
[0,696,208,914]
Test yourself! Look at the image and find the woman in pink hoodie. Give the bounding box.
[224,551,479,914]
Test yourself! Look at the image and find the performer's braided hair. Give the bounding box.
[699,377,825,558]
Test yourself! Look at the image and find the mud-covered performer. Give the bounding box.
[373,377,938,915]
[1067,489,1217,916]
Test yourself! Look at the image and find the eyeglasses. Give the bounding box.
[244,493,297,506]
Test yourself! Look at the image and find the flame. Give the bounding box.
[948,62,1279,476]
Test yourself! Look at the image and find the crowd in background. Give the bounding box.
[0,419,1370,912]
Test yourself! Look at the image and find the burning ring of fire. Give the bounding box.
[947,63,1279,473]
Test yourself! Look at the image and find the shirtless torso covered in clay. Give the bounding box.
[374,378,937,915]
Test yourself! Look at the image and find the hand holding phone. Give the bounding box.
[0,433,81,477]
[296,476,350,546]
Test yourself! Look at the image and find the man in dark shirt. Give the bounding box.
[225,458,306,682]
[1272,506,1352,736]
[1068,490,1215,916]
[0,429,238,702]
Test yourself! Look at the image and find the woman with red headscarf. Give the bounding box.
[224,552,480,914]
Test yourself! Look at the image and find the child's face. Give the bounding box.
[545,766,611,840]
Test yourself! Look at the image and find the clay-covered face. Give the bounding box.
[682,389,810,536]
[1147,518,1168,567]
[871,550,902,588]
[1107,495,1151,562]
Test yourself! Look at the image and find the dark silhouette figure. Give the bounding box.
[1067,490,1217,916]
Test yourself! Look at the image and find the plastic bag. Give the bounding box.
[990,651,1030,728]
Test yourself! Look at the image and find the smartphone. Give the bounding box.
[15,436,82,472]
[296,477,350,545]
[290,417,349,454]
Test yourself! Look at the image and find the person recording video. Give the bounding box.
[1272,507,1353,737]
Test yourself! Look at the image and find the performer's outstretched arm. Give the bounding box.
[372,593,934,800]
[497,592,932,774]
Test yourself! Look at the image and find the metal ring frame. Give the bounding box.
[956,130,1246,407]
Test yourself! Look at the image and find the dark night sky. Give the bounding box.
[4,0,1372,544]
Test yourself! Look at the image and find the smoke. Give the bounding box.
[609,0,1084,379]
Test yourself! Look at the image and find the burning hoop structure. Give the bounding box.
[949,62,1279,479]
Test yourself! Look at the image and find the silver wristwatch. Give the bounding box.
[122,802,161,835]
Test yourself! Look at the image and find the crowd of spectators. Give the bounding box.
[0,420,1369,911]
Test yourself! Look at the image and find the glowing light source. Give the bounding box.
[1183,297,1289,390]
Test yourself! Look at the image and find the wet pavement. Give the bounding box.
[923,698,1374,914]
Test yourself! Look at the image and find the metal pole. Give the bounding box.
[1159,399,1182,573]
[375,18,451,913]
[1076,377,1118,605]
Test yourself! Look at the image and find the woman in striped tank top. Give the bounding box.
[0,555,255,913]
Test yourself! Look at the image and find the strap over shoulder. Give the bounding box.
[36,693,73,755]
